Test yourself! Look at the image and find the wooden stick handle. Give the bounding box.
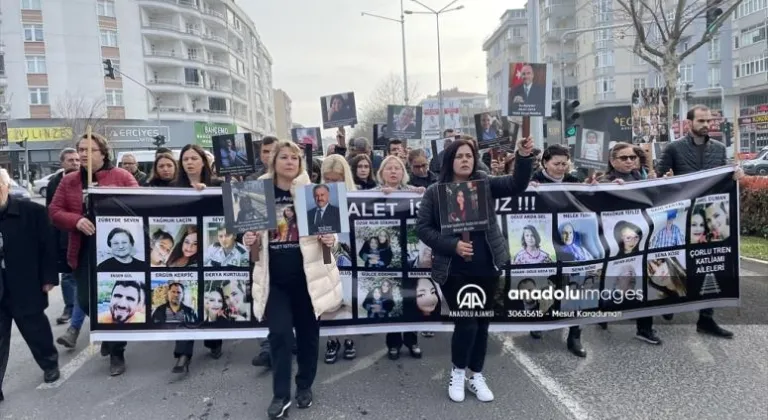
[86,125,93,187]
[462,231,471,262]
[322,244,331,264]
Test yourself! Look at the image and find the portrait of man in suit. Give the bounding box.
[307,184,341,235]
[510,64,545,107]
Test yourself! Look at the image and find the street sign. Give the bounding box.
[106,126,170,144]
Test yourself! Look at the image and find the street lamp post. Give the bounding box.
[405,0,464,135]
[362,0,410,104]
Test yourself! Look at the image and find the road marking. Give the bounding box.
[499,334,591,420]
[37,343,99,390]
[321,348,388,385]
[685,335,715,363]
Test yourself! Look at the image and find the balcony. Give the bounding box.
[543,28,568,41]
[142,21,208,44]
[594,92,616,102]
[201,8,225,22]
[543,0,575,18]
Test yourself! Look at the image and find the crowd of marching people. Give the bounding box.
[0,104,743,419]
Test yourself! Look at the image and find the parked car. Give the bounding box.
[741,146,768,176]
[33,170,63,197]
[9,178,31,200]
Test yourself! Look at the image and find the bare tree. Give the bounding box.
[615,0,741,125]
[52,93,108,142]
[351,73,421,139]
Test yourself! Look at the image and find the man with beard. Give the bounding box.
[97,280,145,324]
[151,283,196,324]
[97,228,146,271]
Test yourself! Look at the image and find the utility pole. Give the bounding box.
[527,0,543,148]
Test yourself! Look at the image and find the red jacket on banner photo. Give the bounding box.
[49,166,138,270]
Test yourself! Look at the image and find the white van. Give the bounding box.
[116,149,181,176]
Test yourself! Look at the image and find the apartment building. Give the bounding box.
[0,0,276,175]
[484,1,768,151]
[273,88,292,140]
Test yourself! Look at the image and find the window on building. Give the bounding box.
[209,97,228,111]
[678,64,693,83]
[734,35,740,49]
[25,55,47,73]
[21,0,42,10]
[105,89,123,106]
[655,73,665,87]
[512,27,522,37]
[595,29,612,41]
[595,50,614,68]
[97,0,115,17]
[595,77,615,93]
[104,58,120,76]
[708,67,721,88]
[23,24,44,42]
[29,87,49,105]
[237,59,246,75]
[737,53,768,77]
[737,0,768,19]
[739,24,766,48]
[633,77,646,91]
[708,35,721,60]
[100,30,118,47]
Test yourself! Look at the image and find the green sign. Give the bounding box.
[194,122,237,148]
[565,126,577,137]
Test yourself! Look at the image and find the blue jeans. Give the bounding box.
[70,287,87,330]
[60,273,76,309]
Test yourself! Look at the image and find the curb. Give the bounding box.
[741,256,768,273]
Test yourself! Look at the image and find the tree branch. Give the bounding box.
[615,0,666,59]
[679,1,740,62]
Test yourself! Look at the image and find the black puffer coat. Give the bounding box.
[417,155,533,285]
[656,134,727,176]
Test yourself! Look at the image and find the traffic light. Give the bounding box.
[706,0,723,33]
[103,59,116,80]
[720,120,732,138]
[563,100,580,137]
[551,101,562,121]
[152,135,166,148]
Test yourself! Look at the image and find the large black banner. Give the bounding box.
[88,167,739,341]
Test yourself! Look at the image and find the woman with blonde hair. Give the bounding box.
[242,140,342,419]
[375,155,425,194]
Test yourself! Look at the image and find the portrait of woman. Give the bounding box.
[614,221,643,255]
[223,280,249,321]
[149,229,174,267]
[395,106,417,132]
[326,94,355,123]
[166,225,198,267]
[444,182,481,224]
[274,205,299,242]
[703,201,730,242]
[414,277,441,319]
[361,279,396,318]
[555,222,596,262]
[357,228,395,268]
[690,208,708,244]
[513,225,553,264]
[647,257,687,300]
[610,265,637,292]
[204,289,230,323]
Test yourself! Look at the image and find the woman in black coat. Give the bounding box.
[416,136,533,404]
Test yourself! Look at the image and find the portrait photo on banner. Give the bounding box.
[373,123,389,151]
[430,137,454,162]
[222,179,277,233]
[474,110,519,150]
[603,256,644,307]
[322,270,353,321]
[555,213,605,263]
[96,272,147,325]
[508,268,558,314]
[560,263,603,311]
[573,129,610,171]
[148,217,199,268]
[212,133,254,176]
[294,182,349,236]
[437,180,489,235]
[600,209,650,257]
[320,92,358,129]
[202,217,250,268]
[506,214,556,265]
[402,272,449,321]
[503,62,552,117]
[354,219,402,269]
[692,194,731,243]
[203,272,251,322]
[150,272,199,325]
[646,249,688,301]
[647,200,691,249]
[406,219,432,270]
[95,216,146,272]
[357,272,403,320]
[291,127,322,156]
[386,105,423,139]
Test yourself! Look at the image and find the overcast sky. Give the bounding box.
[240,0,524,136]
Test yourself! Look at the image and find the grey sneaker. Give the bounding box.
[56,327,80,349]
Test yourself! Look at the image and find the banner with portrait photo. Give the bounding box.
[295,182,350,236]
[437,180,490,234]
[631,88,670,143]
[222,179,276,233]
[386,105,423,139]
[573,128,611,171]
[321,92,358,129]
[502,62,553,117]
[474,110,519,150]
[373,123,389,151]
[87,167,739,341]
[291,127,322,156]
[421,99,462,140]
[212,133,255,176]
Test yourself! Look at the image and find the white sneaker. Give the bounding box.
[467,373,494,402]
[448,367,466,402]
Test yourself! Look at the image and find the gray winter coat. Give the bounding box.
[416,155,533,285]
[656,134,726,176]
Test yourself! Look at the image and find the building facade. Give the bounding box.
[0,0,276,176]
[418,88,487,138]
[273,88,292,140]
[484,1,768,152]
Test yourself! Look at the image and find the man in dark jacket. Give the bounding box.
[46,147,80,325]
[1,169,61,402]
[656,104,744,339]
[151,283,197,324]
[120,153,148,184]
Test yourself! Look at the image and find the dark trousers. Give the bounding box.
[386,332,417,349]
[699,308,714,320]
[0,305,59,391]
[73,250,126,357]
[442,276,495,373]
[173,340,223,358]
[636,316,653,331]
[266,281,319,400]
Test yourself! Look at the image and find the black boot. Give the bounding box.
[109,353,126,376]
[172,355,190,373]
[566,327,586,358]
[56,307,72,325]
[697,317,733,339]
[529,330,542,339]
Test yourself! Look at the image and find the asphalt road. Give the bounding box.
[2,262,766,420]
